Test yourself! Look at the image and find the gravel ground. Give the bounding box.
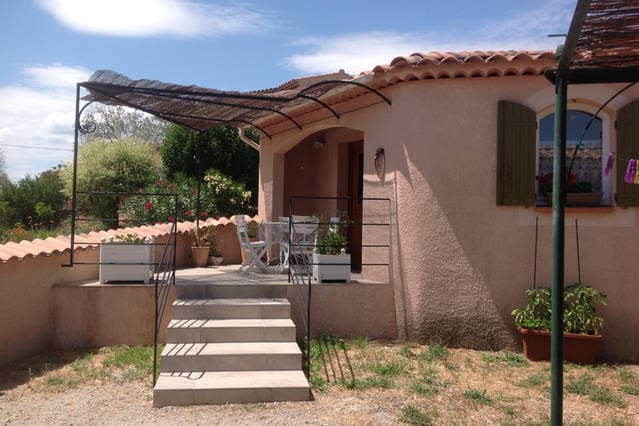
[0,381,403,425]
[2,344,638,425]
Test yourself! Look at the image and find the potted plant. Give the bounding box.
[99,233,155,283]
[190,220,212,268]
[537,173,603,206]
[312,214,351,283]
[511,283,607,363]
[205,227,224,266]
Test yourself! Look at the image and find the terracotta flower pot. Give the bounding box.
[191,246,210,267]
[519,328,603,364]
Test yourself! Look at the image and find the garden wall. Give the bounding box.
[0,219,248,366]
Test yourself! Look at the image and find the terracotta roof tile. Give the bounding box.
[0,215,258,264]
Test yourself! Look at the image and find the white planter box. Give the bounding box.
[99,240,154,284]
[312,253,351,283]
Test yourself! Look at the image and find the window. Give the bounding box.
[537,110,608,206]
[497,99,639,208]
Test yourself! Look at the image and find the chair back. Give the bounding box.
[234,215,252,248]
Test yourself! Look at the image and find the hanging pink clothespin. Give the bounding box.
[604,152,615,177]
[624,159,637,184]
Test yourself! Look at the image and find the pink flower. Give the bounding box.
[167,183,175,190]
[200,211,209,218]
[156,221,163,224]
[191,188,196,195]
[156,179,164,187]
[115,202,122,208]
[144,201,153,210]
[120,195,126,201]
[167,216,175,222]
[186,210,194,216]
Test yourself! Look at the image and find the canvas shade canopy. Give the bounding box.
[79,69,391,140]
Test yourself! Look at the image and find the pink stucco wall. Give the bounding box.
[258,75,639,361]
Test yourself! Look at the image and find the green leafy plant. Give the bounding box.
[314,211,350,255]
[512,283,607,335]
[114,233,143,244]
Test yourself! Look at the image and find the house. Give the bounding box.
[249,50,639,362]
[79,49,639,362]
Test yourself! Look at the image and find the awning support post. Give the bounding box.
[551,73,567,426]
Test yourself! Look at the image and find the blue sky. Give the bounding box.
[0,0,576,180]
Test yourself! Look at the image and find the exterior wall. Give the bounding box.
[259,75,639,361]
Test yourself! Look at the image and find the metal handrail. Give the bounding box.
[286,195,393,378]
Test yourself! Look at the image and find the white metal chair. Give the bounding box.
[234,215,272,273]
[281,215,317,271]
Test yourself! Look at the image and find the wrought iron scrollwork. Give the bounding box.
[76,99,98,135]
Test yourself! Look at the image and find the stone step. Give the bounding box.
[160,342,302,372]
[154,370,310,407]
[167,318,297,343]
[172,298,291,320]
[176,283,288,299]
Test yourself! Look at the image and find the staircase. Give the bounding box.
[153,282,311,407]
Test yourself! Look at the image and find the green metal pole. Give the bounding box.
[551,73,567,425]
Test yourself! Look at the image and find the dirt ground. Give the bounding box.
[1,343,638,425]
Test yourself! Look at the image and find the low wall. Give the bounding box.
[0,220,246,366]
[288,283,397,340]
[53,283,175,349]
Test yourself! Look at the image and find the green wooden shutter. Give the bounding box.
[616,100,639,207]
[497,100,536,206]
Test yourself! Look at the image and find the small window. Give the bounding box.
[537,110,607,206]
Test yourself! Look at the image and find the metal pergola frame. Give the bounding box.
[544,1,639,424]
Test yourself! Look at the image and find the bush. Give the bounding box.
[61,138,161,226]
[118,170,253,225]
[161,125,258,201]
[0,168,67,231]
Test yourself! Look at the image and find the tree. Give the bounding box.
[161,125,259,197]
[0,168,66,230]
[81,105,169,147]
[61,138,162,226]
[0,148,9,188]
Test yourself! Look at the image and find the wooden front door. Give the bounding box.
[348,140,363,271]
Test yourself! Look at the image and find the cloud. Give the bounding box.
[38,0,271,38]
[286,0,575,75]
[0,64,91,180]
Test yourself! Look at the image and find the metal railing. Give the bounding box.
[286,195,392,377]
[62,191,178,386]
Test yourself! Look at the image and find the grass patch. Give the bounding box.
[566,373,627,408]
[502,405,520,417]
[370,361,404,378]
[620,384,639,396]
[616,368,637,382]
[419,343,448,362]
[349,337,369,349]
[482,352,529,367]
[516,373,547,388]
[410,367,441,396]
[309,375,328,391]
[400,404,433,425]
[399,345,414,358]
[463,388,493,406]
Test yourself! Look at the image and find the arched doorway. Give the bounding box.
[283,127,364,271]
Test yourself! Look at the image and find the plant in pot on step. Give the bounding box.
[190,212,212,268]
[312,212,351,283]
[204,226,224,266]
[511,283,607,363]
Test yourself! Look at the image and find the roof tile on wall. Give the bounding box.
[0,215,258,264]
